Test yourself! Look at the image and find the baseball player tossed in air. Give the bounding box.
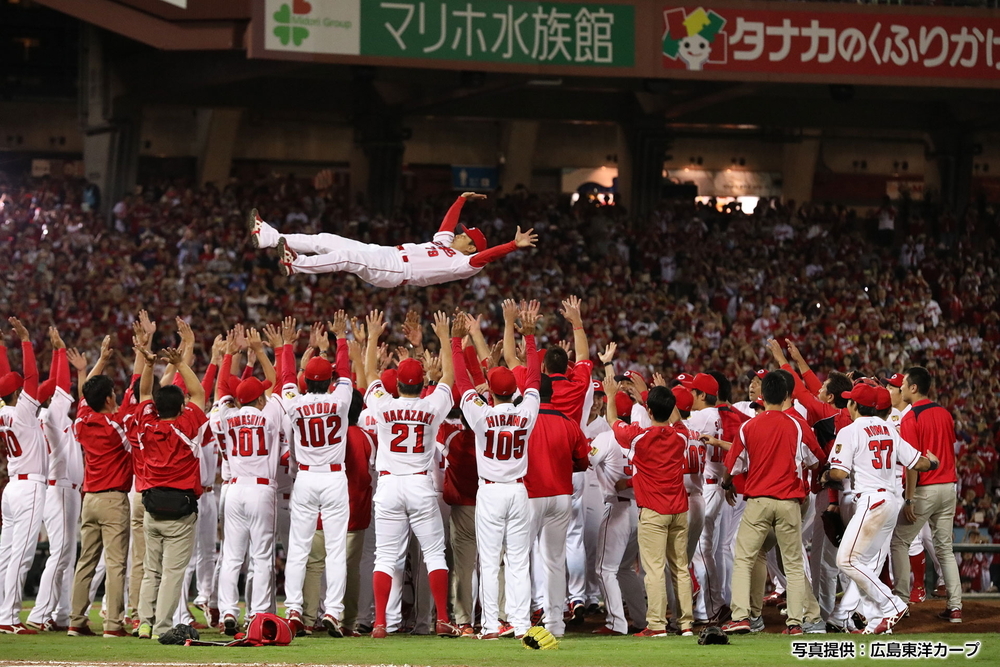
[248,193,538,287]
[823,382,939,635]
[363,310,461,638]
[0,318,47,634]
[279,313,354,638]
[215,329,289,635]
[450,302,542,640]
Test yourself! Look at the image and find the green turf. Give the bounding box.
[0,611,995,667]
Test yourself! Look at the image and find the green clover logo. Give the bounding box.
[273,3,308,46]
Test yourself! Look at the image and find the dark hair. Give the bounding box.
[348,389,363,426]
[1,392,15,404]
[827,372,853,409]
[855,403,879,418]
[761,373,789,406]
[708,371,731,403]
[691,388,717,406]
[543,347,569,375]
[154,385,185,419]
[83,375,116,411]
[904,366,932,396]
[398,381,423,396]
[647,386,676,422]
[876,407,891,419]
[539,375,553,403]
[773,369,796,397]
[306,378,331,395]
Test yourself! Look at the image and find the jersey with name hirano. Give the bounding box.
[364,381,453,474]
[829,416,921,496]
[217,396,288,481]
[282,376,353,467]
[459,388,540,483]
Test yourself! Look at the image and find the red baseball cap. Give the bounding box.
[886,373,904,388]
[487,367,517,397]
[688,373,719,396]
[236,377,271,404]
[463,227,487,252]
[676,373,694,386]
[37,378,57,404]
[672,385,694,412]
[875,386,892,411]
[755,369,768,379]
[841,383,879,408]
[625,370,645,384]
[397,358,424,386]
[304,357,333,382]
[227,377,242,398]
[615,391,634,417]
[0,372,23,397]
[592,380,603,393]
[380,369,399,397]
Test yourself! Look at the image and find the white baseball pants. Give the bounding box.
[283,471,350,619]
[284,233,407,288]
[27,484,81,627]
[596,498,645,633]
[529,494,572,637]
[0,478,47,625]
[476,481,532,636]
[218,482,277,619]
[373,475,448,576]
[694,482,727,618]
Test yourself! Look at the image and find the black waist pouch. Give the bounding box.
[142,487,199,519]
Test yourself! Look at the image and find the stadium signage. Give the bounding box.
[660,5,1000,82]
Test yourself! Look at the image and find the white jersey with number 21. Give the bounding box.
[364,381,453,474]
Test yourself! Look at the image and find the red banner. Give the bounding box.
[661,5,1000,82]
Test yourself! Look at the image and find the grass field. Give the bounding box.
[0,604,995,666]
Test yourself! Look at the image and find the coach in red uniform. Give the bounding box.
[340,390,375,637]
[524,375,590,638]
[889,366,963,622]
[721,372,815,635]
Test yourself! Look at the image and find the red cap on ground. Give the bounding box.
[37,378,56,404]
[886,373,904,388]
[380,369,399,397]
[875,386,892,411]
[236,377,271,404]
[842,383,879,408]
[615,391,634,417]
[689,373,719,396]
[672,385,694,412]
[0,372,24,397]
[397,358,424,386]
[304,357,333,382]
[464,227,487,252]
[487,367,517,396]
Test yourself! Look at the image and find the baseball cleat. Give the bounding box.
[458,624,475,637]
[247,208,278,248]
[634,627,668,637]
[436,620,461,637]
[103,629,128,637]
[286,610,305,637]
[277,237,296,276]
[591,626,624,635]
[0,624,38,634]
[322,614,344,638]
[721,619,751,634]
[937,608,962,623]
[498,621,515,637]
[222,614,239,636]
[67,625,96,636]
[24,621,45,631]
[370,624,388,639]
[477,632,501,640]
[137,622,152,639]
[909,586,926,603]
[782,625,804,635]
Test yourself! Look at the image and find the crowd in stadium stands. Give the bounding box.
[1,171,999,592]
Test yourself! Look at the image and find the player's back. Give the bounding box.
[218,399,284,481]
[687,406,721,478]
[678,420,706,494]
[464,392,540,484]
[0,395,47,477]
[831,416,920,495]
[366,382,453,474]
[283,381,352,467]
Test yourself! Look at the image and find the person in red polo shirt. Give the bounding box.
[342,390,376,637]
[524,374,590,638]
[889,366,963,622]
[132,347,207,640]
[720,372,817,636]
[605,378,692,637]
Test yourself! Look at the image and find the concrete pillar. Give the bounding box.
[615,125,632,211]
[348,143,369,207]
[500,121,538,193]
[196,108,243,187]
[781,133,821,206]
[623,115,671,219]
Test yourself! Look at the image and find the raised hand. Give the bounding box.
[521,303,540,336]
[766,338,788,366]
[560,295,583,327]
[329,310,348,339]
[652,372,667,388]
[602,375,620,398]
[139,309,156,337]
[424,352,443,383]
[211,335,225,364]
[224,329,239,356]
[313,168,334,192]
[134,346,157,366]
[432,311,451,341]
[8,317,29,342]
[247,328,264,352]
[402,310,423,348]
[262,323,283,349]
[48,326,66,350]
[67,348,87,372]
[627,371,649,396]
[308,322,323,349]
[176,317,195,346]
[598,342,617,365]
[160,347,183,366]
[488,341,503,369]
[451,311,470,339]
[366,310,386,341]
[556,340,571,355]
[99,335,113,360]
[460,192,487,200]
[350,317,367,344]
[281,316,299,345]
[787,339,806,367]
[234,323,248,351]
[514,226,538,249]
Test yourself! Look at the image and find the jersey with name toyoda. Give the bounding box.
[829,416,921,495]
[282,378,353,467]
[365,381,453,474]
[459,388,540,483]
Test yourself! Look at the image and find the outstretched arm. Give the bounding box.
[9,318,37,397]
[432,312,453,388]
[561,295,589,363]
[501,299,522,369]
[469,226,537,268]
[364,311,386,388]
[521,301,541,392]
[450,315,475,397]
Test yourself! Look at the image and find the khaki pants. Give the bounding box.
[637,507,692,632]
[732,497,805,627]
[890,482,962,610]
[70,492,130,632]
[303,530,326,628]
[343,530,366,630]
[128,492,146,617]
[449,504,477,626]
[139,511,197,636]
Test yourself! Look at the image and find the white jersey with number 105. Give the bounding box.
[458,388,540,483]
[364,381,453,474]
[829,416,921,495]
